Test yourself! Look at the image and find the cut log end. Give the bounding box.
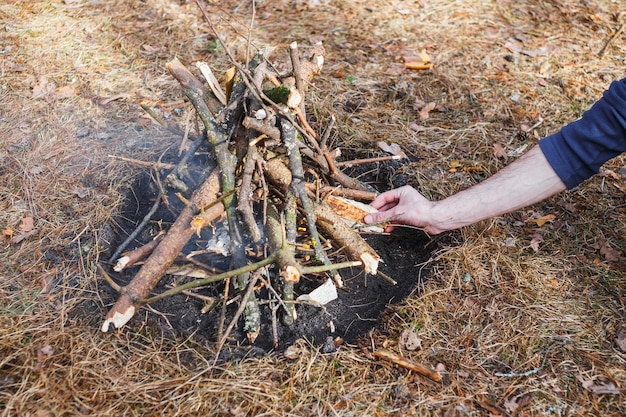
[113,256,130,272]
[360,252,380,275]
[101,305,136,332]
[283,265,301,283]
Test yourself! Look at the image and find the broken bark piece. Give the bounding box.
[325,195,375,223]
[166,57,221,117]
[373,349,442,382]
[101,170,223,332]
[325,195,384,233]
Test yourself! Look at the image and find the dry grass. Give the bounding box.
[1,0,625,415]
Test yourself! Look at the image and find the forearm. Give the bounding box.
[428,146,567,233]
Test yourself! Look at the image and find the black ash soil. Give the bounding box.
[102,143,440,356]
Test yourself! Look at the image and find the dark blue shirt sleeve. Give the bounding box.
[538,78,626,189]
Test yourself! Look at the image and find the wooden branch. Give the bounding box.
[313,199,381,275]
[165,57,221,118]
[304,183,377,201]
[144,256,274,303]
[237,145,263,247]
[101,170,224,332]
[297,144,376,193]
[280,117,342,287]
[266,203,299,325]
[242,116,281,142]
[167,58,248,292]
[373,349,442,382]
[283,189,298,325]
[113,237,162,272]
[289,41,306,115]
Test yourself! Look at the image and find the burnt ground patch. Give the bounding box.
[100,141,440,358]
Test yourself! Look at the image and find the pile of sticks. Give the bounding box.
[100,11,390,350]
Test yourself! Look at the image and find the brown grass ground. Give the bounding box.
[1,0,625,415]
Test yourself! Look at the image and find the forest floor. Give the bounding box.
[1,0,625,415]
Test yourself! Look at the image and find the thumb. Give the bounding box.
[364,211,387,224]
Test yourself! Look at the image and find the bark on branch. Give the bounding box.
[102,170,223,332]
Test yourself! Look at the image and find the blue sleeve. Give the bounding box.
[538,78,626,189]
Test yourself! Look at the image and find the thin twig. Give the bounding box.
[376,270,397,286]
[598,22,624,57]
[97,264,122,293]
[140,102,184,136]
[108,192,162,263]
[214,272,262,363]
[142,253,277,304]
[336,155,402,168]
[107,155,175,171]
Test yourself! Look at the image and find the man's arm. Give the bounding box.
[364,146,567,234]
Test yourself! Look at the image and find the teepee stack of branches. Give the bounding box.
[100,4,387,350]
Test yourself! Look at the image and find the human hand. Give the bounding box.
[363,186,441,234]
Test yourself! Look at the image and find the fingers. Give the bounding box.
[369,189,401,210]
[364,210,394,225]
[364,186,426,229]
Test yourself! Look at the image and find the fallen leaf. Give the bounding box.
[448,160,462,173]
[504,41,523,54]
[418,102,437,119]
[408,122,425,132]
[539,61,551,74]
[504,392,533,413]
[403,50,431,70]
[526,214,555,227]
[34,344,55,372]
[10,229,38,244]
[615,327,626,352]
[399,328,422,351]
[52,85,77,101]
[2,227,15,240]
[32,76,55,99]
[377,141,407,159]
[283,343,303,360]
[30,166,45,175]
[141,44,161,53]
[591,239,624,263]
[577,375,621,395]
[20,216,35,232]
[38,344,54,357]
[493,143,507,159]
[502,237,516,248]
[598,169,620,180]
[529,233,544,252]
[522,47,548,57]
[503,41,548,57]
[4,60,25,72]
[71,187,91,199]
[385,63,406,76]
